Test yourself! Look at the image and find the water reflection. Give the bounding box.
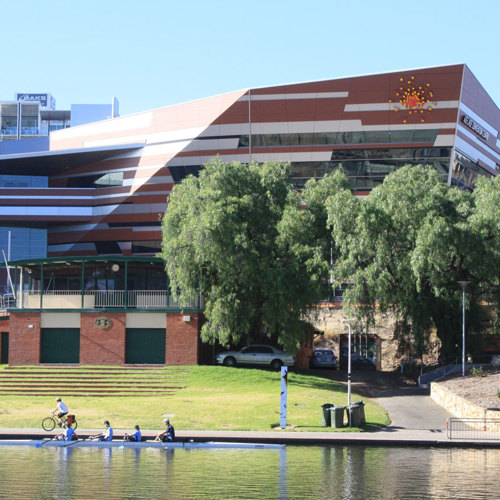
[0,445,498,499]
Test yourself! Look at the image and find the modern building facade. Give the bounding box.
[0,93,119,148]
[0,64,498,366]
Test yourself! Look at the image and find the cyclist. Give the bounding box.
[52,397,69,427]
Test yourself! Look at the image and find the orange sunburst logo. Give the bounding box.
[389,76,435,123]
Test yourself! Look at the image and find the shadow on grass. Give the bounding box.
[291,422,388,432]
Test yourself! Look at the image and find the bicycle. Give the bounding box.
[42,413,78,432]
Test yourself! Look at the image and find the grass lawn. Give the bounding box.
[0,366,389,432]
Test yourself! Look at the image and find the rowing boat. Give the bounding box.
[0,439,284,449]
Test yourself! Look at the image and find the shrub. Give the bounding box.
[470,366,485,377]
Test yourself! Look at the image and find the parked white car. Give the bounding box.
[216,345,295,370]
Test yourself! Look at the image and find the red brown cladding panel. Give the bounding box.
[214,66,464,125]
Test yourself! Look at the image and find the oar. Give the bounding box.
[63,437,87,448]
[36,436,56,448]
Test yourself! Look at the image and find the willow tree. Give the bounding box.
[327,166,500,358]
[160,157,328,350]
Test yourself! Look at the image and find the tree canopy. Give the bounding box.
[160,157,328,350]
[326,165,500,357]
[161,155,499,357]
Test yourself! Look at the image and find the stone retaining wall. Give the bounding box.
[431,382,500,432]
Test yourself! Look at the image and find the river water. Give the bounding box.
[0,444,498,499]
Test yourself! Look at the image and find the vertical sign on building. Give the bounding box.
[280,366,288,429]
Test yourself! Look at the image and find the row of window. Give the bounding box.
[67,172,123,188]
[238,130,440,148]
[290,158,450,189]
[0,175,47,188]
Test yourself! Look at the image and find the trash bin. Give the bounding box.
[348,400,365,427]
[353,400,365,424]
[321,404,334,426]
[330,406,345,428]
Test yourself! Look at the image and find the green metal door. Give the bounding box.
[126,328,166,364]
[41,328,80,363]
[1,332,8,364]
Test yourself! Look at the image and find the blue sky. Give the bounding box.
[3,0,500,116]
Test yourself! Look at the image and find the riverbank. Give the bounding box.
[0,427,498,448]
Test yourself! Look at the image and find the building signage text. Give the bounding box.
[463,114,490,140]
[16,93,49,107]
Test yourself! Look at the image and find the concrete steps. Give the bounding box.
[0,366,187,397]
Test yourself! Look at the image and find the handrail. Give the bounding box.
[14,290,201,310]
[447,417,500,439]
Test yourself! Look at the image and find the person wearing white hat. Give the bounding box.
[155,418,175,442]
[51,397,69,427]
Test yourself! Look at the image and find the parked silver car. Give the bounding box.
[216,345,295,370]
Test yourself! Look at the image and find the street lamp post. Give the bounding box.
[343,318,355,409]
[457,281,470,377]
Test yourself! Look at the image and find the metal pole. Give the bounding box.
[457,281,470,377]
[462,286,466,377]
[347,323,352,407]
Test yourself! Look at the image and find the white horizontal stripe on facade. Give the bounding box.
[0,195,93,200]
[52,112,154,140]
[198,124,250,138]
[183,137,240,151]
[0,189,172,204]
[91,203,167,216]
[54,165,173,182]
[201,121,458,137]
[84,126,209,152]
[457,125,500,163]
[433,135,455,147]
[455,137,497,170]
[122,175,174,187]
[0,206,92,216]
[344,100,459,112]
[239,92,349,101]
[92,190,171,201]
[459,103,498,137]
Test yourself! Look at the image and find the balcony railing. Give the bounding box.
[15,290,201,310]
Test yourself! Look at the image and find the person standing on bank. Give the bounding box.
[123,425,141,442]
[52,397,69,427]
[155,419,175,442]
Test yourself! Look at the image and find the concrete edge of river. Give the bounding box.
[0,428,498,448]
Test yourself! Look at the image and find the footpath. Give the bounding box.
[1,370,498,448]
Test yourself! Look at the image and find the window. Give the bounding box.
[67,172,123,188]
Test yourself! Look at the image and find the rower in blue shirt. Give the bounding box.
[124,425,141,442]
[58,423,77,441]
[93,420,113,441]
